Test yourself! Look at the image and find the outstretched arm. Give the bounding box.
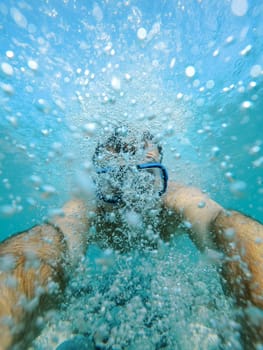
[163,181,263,309]
[50,199,90,268]
[163,181,223,249]
[0,198,90,350]
[210,210,263,309]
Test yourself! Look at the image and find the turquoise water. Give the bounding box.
[0,0,263,348]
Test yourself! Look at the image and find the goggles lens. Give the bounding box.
[95,162,168,204]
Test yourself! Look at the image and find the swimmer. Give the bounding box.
[0,126,263,349]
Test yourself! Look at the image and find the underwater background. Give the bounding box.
[1,0,262,240]
[0,0,263,349]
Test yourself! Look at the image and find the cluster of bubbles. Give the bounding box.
[1,2,263,349]
[33,238,241,350]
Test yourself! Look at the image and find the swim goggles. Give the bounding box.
[95,162,168,204]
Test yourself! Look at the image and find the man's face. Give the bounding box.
[94,140,164,208]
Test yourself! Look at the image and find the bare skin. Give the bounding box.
[163,181,263,345]
[163,181,263,310]
[0,199,89,350]
[1,145,263,349]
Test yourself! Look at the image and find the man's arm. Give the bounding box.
[210,210,263,309]
[163,181,263,309]
[0,198,90,350]
[163,182,223,249]
[50,199,90,268]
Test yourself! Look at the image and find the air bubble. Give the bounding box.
[10,7,28,28]
[253,157,263,168]
[0,205,16,217]
[0,254,16,271]
[169,58,176,69]
[183,221,192,229]
[231,0,248,16]
[185,66,195,78]
[137,27,147,40]
[6,50,14,58]
[1,62,14,76]
[28,60,38,71]
[241,101,252,109]
[125,73,132,81]
[82,161,93,172]
[198,201,206,208]
[249,81,257,88]
[224,228,235,240]
[111,76,121,90]
[249,145,260,155]
[30,175,42,186]
[75,171,96,199]
[238,86,245,93]
[41,129,50,136]
[52,142,62,153]
[35,99,50,113]
[6,116,17,126]
[92,3,103,22]
[193,79,200,88]
[250,65,262,78]
[125,211,142,227]
[211,146,220,158]
[48,208,65,218]
[152,60,159,67]
[41,185,56,198]
[212,49,220,57]
[104,43,112,52]
[225,36,234,44]
[206,80,215,89]
[225,172,234,181]
[230,180,247,196]
[220,161,227,169]
[83,122,97,136]
[240,45,252,56]
[27,197,37,206]
[1,83,14,95]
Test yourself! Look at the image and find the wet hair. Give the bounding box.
[92,127,163,166]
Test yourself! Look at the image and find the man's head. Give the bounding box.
[92,126,166,206]
[92,126,163,168]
